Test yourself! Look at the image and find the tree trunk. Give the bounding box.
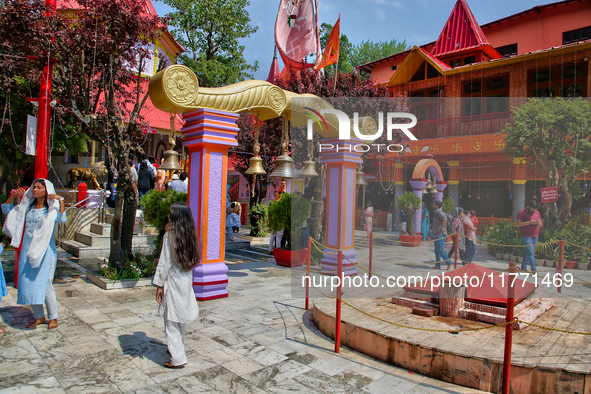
[108,147,135,268]
[109,184,126,269]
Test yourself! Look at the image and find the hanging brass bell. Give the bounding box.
[245,155,266,175]
[356,170,367,186]
[300,160,319,178]
[159,150,183,171]
[269,153,298,179]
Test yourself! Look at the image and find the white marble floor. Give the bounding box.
[0,238,496,394]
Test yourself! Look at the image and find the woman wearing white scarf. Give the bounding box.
[2,179,66,329]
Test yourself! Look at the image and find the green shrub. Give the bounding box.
[249,203,268,236]
[481,220,520,255]
[268,193,311,250]
[563,213,591,261]
[140,189,188,255]
[397,192,421,234]
[442,197,454,214]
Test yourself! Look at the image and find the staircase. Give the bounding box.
[61,214,156,259]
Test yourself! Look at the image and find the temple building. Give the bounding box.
[359,0,591,230]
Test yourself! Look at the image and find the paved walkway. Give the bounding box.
[0,237,490,394]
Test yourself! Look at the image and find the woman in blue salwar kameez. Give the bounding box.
[2,179,66,329]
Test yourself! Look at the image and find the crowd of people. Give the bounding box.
[107,153,189,208]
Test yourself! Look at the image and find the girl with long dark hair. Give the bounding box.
[2,179,66,329]
[153,202,200,368]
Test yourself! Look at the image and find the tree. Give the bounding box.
[0,0,88,238]
[349,38,408,72]
[53,0,165,267]
[0,0,166,266]
[163,0,258,87]
[502,98,591,227]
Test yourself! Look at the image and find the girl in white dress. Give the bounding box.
[153,202,200,368]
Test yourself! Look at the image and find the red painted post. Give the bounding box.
[33,0,57,180]
[77,182,88,208]
[369,232,373,279]
[335,250,343,353]
[305,237,312,310]
[558,240,564,294]
[454,232,459,269]
[502,261,517,394]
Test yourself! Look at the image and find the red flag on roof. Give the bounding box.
[314,15,340,71]
[275,0,321,79]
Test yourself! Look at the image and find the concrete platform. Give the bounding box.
[313,296,591,394]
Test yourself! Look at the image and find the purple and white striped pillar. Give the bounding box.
[319,138,363,276]
[182,109,238,301]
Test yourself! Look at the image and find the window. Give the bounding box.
[462,75,509,116]
[409,61,442,82]
[464,55,476,65]
[409,89,444,122]
[528,63,588,97]
[563,26,591,45]
[495,43,517,58]
[391,65,397,71]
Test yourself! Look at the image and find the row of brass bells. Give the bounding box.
[422,179,437,194]
[356,169,367,186]
[245,155,266,175]
[159,150,183,171]
[269,152,299,179]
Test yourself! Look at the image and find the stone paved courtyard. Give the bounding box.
[1,231,590,393]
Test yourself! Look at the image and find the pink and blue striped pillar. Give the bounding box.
[182,108,238,301]
[409,178,428,235]
[319,138,363,276]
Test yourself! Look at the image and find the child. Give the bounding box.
[225,207,240,241]
[153,202,200,369]
[0,242,6,334]
[230,202,242,233]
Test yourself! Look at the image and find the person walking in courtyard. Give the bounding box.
[363,201,374,237]
[516,200,542,273]
[153,202,200,369]
[421,203,430,241]
[225,207,240,242]
[2,179,67,329]
[462,209,477,263]
[447,207,466,263]
[430,200,451,270]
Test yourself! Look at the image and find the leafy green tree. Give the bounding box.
[349,38,408,71]
[163,0,258,87]
[502,98,591,226]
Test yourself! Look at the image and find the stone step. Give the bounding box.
[61,240,109,259]
[76,231,110,247]
[90,222,111,236]
[62,234,157,259]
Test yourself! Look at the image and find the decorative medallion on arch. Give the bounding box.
[408,155,448,234]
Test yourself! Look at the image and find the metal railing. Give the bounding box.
[57,183,109,245]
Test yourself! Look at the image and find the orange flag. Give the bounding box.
[314,15,340,71]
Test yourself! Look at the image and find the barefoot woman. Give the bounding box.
[2,179,66,329]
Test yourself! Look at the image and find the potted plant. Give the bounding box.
[442,197,454,242]
[268,192,311,267]
[397,192,422,247]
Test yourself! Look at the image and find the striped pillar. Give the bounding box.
[182,109,238,301]
[319,138,363,276]
[409,178,428,235]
